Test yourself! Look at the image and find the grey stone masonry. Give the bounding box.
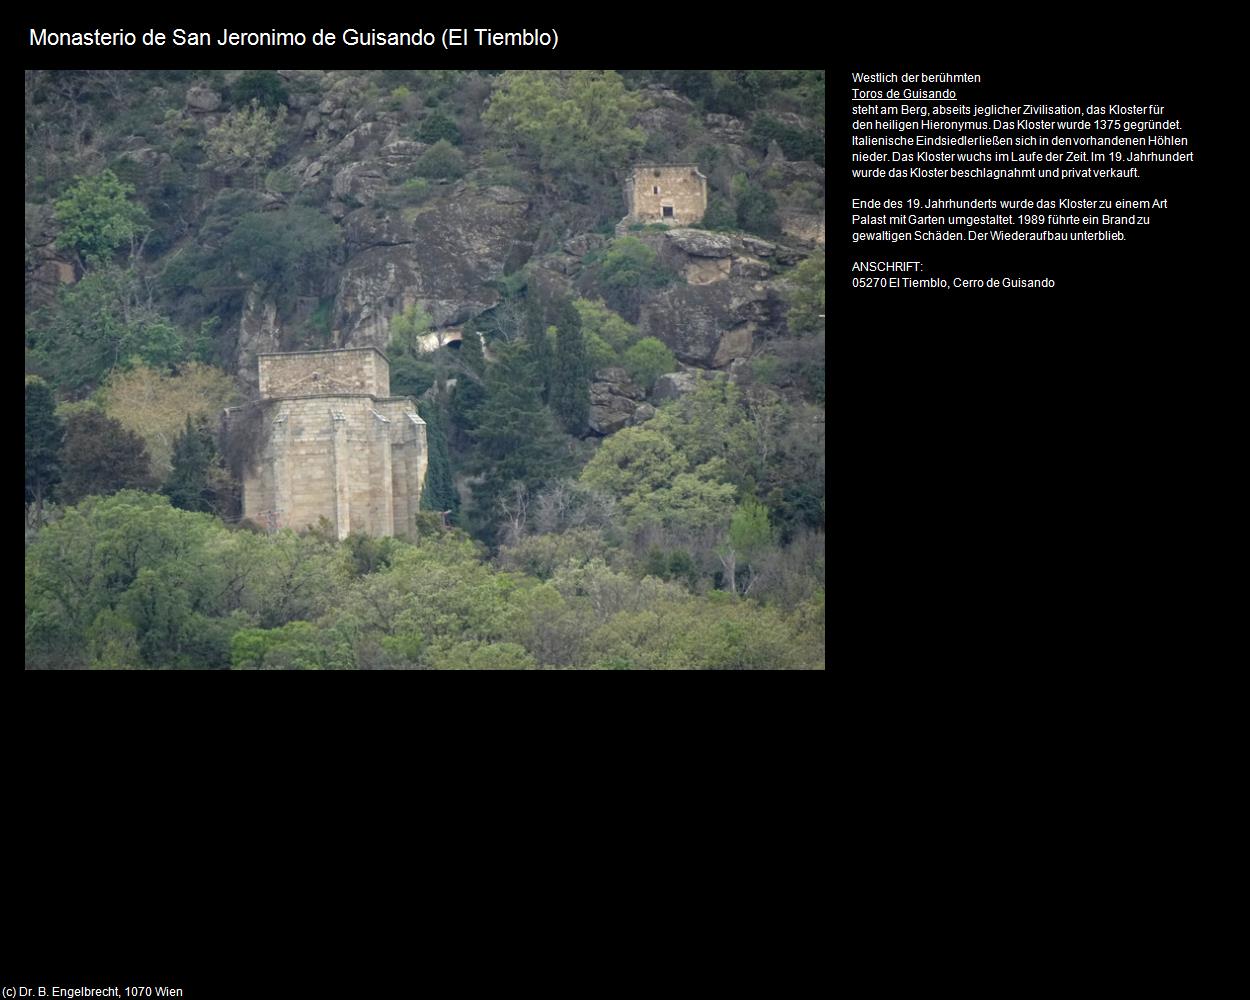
[232,348,427,539]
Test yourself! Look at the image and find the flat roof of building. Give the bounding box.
[257,346,391,362]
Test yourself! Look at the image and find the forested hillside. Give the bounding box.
[25,69,825,669]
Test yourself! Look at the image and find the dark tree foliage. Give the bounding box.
[736,179,780,238]
[470,342,571,544]
[220,208,341,292]
[550,298,589,435]
[60,409,156,504]
[229,71,289,110]
[417,111,461,145]
[416,399,459,520]
[457,319,485,376]
[390,355,438,399]
[592,237,674,321]
[449,372,487,452]
[25,376,63,520]
[163,414,228,515]
[524,293,551,403]
[749,114,825,164]
[415,140,466,180]
[345,532,401,576]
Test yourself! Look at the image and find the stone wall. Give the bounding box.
[625,164,708,225]
[258,347,390,399]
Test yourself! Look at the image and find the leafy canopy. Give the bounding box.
[483,71,646,184]
[54,170,150,267]
[787,252,825,333]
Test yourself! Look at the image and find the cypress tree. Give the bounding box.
[550,297,589,434]
[524,293,551,403]
[164,414,217,513]
[25,376,63,525]
[470,342,570,544]
[457,317,485,376]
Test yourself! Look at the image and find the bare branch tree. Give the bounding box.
[496,481,530,547]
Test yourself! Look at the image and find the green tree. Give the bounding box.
[630,466,737,535]
[229,70,289,110]
[26,492,221,669]
[415,139,466,179]
[417,111,461,145]
[53,170,151,268]
[25,376,63,526]
[231,621,336,670]
[621,337,676,392]
[98,362,241,478]
[649,380,752,472]
[427,640,536,670]
[524,294,552,402]
[27,267,186,394]
[163,414,234,516]
[387,302,433,357]
[390,356,438,398]
[595,237,673,320]
[584,331,618,373]
[787,252,825,333]
[221,208,341,292]
[59,410,156,504]
[716,497,775,595]
[470,342,571,544]
[573,298,639,354]
[203,101,284,185]
[733,173,780,237]
[749,114,825,162]
[457,319,486,376]
[550,298,590,434]
[580,427,685,500]
[579,416,739,535]
[482,71,646,190]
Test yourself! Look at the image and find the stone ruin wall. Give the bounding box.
[626,164,708,225]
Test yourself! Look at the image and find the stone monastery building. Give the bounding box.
[232,348,427,540]
[624,163,708,225]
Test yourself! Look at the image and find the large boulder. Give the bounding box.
[639,279,783,368]
[657,228,735,285]
[332,162,387,205]
[329,121,396,161]
[664,229,733,258]
[335,183,532,345]
[185,86,221,112]
[589,368,646,435]
[651,371,697,402]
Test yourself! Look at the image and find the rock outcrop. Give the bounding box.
[335,182,532,347]
[588,367,647,435]
[25,203,76,308]
[234,288,281,387]
[656,228,734,285]
[185,86,221,112]
[638,254,789,369]
[651,368,727,403]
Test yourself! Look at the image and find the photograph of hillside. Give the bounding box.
[24,69,825,669]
